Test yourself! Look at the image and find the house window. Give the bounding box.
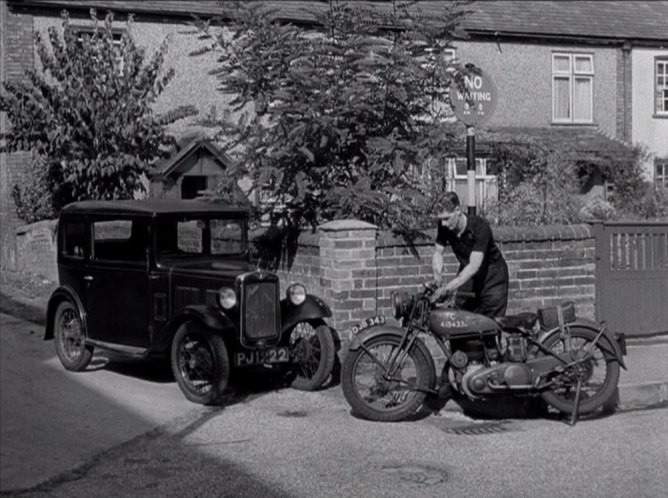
[656,57,668,116]
[75,27,125,75]
[656,158,668,189]
[451,157,487,178]
[552,53,594,123]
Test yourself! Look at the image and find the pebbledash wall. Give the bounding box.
[16,219,596,342]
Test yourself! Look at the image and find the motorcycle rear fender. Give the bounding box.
[44,286,87,341]
[538,318,627,370]
[281,294,332,333]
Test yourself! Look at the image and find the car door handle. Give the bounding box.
[84,275,94,282]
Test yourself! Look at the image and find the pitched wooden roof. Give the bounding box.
[153,138,235,179]
[13,0,668,44]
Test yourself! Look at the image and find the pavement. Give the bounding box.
[1,272,667,413]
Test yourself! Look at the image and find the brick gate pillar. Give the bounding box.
[318,220,378,342]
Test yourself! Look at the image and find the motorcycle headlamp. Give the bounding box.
[287,284,307,306]
[217,287,237,310]
[392,291,412,320]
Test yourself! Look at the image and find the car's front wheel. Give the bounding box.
[54,301,93,371]
[287,320,336,391]
[171,322,229,405]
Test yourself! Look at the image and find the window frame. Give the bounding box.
[73,25,125,76]
[91,217,148,266]
[655,56,668,117]
[449,157,493,180]
[552,52,594,124]
[656,158,668,189]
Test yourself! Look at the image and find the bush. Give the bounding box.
[485,140,583,226]
[11,155,57,224]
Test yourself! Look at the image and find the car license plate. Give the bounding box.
[350,315,386,335]
[234,347,290,367]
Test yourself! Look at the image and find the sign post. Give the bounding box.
[450,69,497,216]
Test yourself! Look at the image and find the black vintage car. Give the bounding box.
[45,199,336,405]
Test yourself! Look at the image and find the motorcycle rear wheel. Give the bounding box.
[341,335,434,422]
[540,326,620,415]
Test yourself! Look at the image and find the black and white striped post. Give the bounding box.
[450,69,497,216]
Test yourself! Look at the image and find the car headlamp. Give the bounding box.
[287,284,307,306]
[218,287,237,310]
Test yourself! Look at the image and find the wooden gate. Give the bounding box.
[593,222,668,336]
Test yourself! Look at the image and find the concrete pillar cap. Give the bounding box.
[319,219,377,231]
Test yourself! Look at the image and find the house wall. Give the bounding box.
[455,40,618,135]
[631,47,668,178]
[0,1,35,269]
[31,11,231,138]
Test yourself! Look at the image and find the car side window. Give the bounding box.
[62,220,87,259]
[92,219,148,263]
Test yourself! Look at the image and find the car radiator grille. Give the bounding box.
[242,280,279,341]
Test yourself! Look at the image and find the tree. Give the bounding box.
[192,0,473,236]
[1,9,197,220]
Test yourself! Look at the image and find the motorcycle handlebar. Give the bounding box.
[422,282,476,303]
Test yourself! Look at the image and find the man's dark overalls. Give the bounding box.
[436,214,508,318]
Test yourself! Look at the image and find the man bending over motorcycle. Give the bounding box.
[431,192,509,318]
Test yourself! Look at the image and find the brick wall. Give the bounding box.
[15,217,596,343]
[270,220,596,341]
[0,1,35,270]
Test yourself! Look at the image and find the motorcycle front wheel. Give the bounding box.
[540,326,620,415]
[341,335,434,422]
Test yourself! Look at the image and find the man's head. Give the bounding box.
[436,191,462,231]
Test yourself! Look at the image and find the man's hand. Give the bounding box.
[429,285,450,304]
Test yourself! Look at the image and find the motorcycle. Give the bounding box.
[341,284,626,424]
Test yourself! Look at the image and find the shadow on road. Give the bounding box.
[0,292,46,326]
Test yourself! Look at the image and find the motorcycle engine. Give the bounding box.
[462,362,533,397]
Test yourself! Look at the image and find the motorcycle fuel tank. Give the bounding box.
[429,309,499,337]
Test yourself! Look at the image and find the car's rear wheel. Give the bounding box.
[287,320,336,391]
[171,322,229,405]
[54,301,93,371]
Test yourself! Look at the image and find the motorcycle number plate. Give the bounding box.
[351,315,386,335]
[234,347,290,367]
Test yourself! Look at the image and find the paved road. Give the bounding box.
[2,313,668,497]
[0,313,205,492]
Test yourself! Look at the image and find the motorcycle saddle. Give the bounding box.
[495,312,538,330]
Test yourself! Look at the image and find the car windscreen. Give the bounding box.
[155,217,246,258]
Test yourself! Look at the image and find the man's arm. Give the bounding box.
[432,243,445,282]
[443,251,483,293]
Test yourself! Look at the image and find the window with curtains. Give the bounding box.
[656,57,668,116]
[552,53,594,123]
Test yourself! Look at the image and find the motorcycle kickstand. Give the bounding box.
[569,379,583,426]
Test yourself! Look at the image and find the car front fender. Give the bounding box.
[179,305,235,331]
[44,286,87,341]
[281,294,332,332]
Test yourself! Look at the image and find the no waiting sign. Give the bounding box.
[450,70,497,127]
